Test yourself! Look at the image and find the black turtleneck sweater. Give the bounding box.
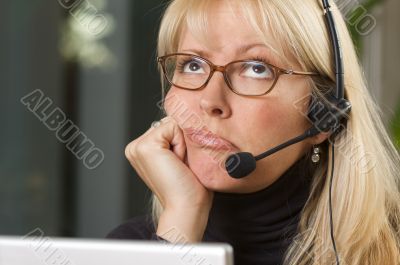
[107,155,314,265]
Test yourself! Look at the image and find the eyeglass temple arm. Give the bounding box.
[282,69,319,76]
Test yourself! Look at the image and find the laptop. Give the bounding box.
[0,235,233,265]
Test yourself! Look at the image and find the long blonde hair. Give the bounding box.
[151,0,400,264]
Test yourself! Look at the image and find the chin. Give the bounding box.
[185,146,246,192]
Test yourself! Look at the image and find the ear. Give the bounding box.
[310,131,330,145]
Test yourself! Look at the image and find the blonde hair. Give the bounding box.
[151,0,400,264]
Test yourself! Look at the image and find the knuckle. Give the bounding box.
[125,139,152,160]
[124,143,134,159]
[135,141,150,155]
[125,140,139,159]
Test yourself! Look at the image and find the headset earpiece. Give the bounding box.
[307,93,352,136]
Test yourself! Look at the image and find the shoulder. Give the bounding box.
[106,214,156,240]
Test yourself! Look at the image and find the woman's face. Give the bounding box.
[164,2,318,193]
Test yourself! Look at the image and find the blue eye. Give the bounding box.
[177,59,206,74]
[240,62,274,79]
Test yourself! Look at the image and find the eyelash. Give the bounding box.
[176,59,196,71]
[175,56,273,71]
[248,56,273,66]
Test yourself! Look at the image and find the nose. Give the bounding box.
[199,72,232,118]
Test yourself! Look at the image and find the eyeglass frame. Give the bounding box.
[157,53,320,96]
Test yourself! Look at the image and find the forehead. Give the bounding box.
[177,1,290,65]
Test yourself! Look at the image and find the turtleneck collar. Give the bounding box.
[202,154,314,265]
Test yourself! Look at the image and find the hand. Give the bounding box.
[125,116,213,242]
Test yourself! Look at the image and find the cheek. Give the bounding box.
[243,103,286,146]
[266,80,312,132]
[163,89,200,128]
[237,96,309,152]
[163,88,182,117]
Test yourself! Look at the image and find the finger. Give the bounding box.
[161,116,170,122]
[144,118,186,158]
[170,123,187,161]
[124,141,162,202]
[139,117,168,139]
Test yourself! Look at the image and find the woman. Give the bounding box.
[108,0,400,264]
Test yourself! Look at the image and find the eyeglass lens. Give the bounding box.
[163,54,277,96]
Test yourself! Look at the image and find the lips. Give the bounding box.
[183,127,239,151]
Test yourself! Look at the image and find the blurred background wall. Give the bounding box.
[0,0,399,238]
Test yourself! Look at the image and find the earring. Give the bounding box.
[311,145,320,163]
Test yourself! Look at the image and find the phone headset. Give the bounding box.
[224,1,351,264]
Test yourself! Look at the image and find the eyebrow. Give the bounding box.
[180,43,280,62]
[237,43,270,54]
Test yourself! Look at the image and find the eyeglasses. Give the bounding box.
[157,53,319,96]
